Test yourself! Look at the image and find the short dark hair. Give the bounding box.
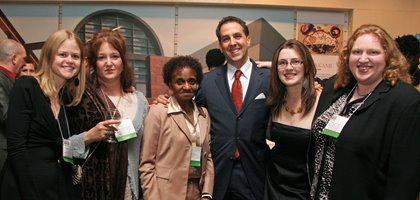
[395,35,420,59]
[216,16,249,42]
[395,35,420,85]
[205,48,225,69]
[163,55,203,87]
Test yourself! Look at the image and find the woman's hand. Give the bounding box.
[314,81,324,92]
[84,119,120,144]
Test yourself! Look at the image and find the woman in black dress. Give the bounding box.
[265,39,320,200]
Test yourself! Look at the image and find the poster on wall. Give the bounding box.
[297,23,343,79]
[296,11,349,79]
[297,23,343,55]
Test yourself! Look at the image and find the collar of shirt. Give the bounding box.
[227,58,252,98]
[168,97,204,145]
[227,58,252,81]
[167,96,204,117]
[0,65,16,79]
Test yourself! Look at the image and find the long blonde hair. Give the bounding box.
[335,24,411,90]
[35,29,86,106]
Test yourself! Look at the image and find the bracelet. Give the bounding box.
[201,193,212,199]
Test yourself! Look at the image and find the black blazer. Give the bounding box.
[195,61,270,200]
[314,77,420,200]
[0,76,77,200]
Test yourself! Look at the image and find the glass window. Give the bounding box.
[74,9,162,97]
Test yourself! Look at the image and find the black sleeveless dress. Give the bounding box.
[265,122,312,200]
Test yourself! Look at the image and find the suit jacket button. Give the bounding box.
[229,156,233,160]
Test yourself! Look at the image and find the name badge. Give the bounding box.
[190,146,201,167]
[322,114,350,138]
[62,139,74,164]
[116,118,137,142]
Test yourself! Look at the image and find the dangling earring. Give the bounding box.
[73,77,79,87]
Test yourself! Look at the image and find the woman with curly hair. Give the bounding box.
[310,24,420,199]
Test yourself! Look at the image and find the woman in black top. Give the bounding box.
[265,39,320,200]
[311,24,420,200]
[0,29,86,200]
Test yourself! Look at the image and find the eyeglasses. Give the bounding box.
[278,59,303,68]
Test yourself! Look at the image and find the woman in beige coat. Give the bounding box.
[140,55,214,200]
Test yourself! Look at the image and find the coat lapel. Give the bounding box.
[240,65,264,115]
[356,81,390,112]
[170,113,192,143]
[196,107,208,145]
[214,66,238,114]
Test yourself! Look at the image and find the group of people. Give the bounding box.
[0,29,149,200]
[0,14,418,200]
[155,16,420,200]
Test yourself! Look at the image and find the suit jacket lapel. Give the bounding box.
[240,65,263,115]
[196,107,208,145]
[215,66,238,114]
[170,113,192,143]
[357,81,389,112]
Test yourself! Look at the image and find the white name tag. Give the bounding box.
[62,139,74,164]
[116,118,137,142]
[322,114,350,138]
[190,146,201,167]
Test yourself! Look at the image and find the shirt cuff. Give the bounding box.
[69,131,90,159]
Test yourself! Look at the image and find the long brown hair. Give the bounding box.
[88,29,135,93]
[267,39,317,117]
[334,24,411,90]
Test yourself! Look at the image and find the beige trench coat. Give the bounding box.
[140,103,214,200]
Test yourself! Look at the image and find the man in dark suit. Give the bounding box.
[195,16,270,200]
[0,39,27,172]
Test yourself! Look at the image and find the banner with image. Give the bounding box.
[297,23,343,56]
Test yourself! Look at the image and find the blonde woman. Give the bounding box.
[0,29,86,199]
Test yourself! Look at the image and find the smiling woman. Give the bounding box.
[311,24,420,200]
[140,55,214,200]
[265,39,319,200]
[0,29,86,199]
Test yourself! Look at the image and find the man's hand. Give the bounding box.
[255,61,272,68]
[152,93,170,105]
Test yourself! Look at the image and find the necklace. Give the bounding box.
[100,88,123,119]
[283,101,303,115]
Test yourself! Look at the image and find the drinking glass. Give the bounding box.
[105,108,120,143]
